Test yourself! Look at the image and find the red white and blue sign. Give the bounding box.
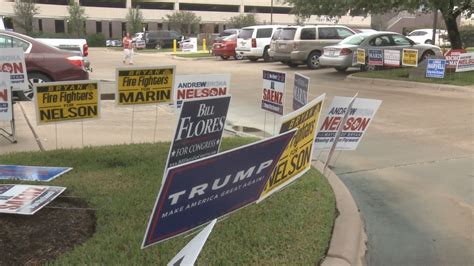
[0,165,72,182]
[142,130,296,248]
[368,49,383,66]
[261,70,286,115]
[426,59,446,78]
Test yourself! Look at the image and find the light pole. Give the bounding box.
[270,0,273,25]
[432,9,438,45]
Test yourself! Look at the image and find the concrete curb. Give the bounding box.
[171,55,216,61]
[346,74,474,93]
[312,161,367,266]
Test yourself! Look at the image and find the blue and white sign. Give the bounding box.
[142,130,296,248]
[0,165,72,182]
[426,59,446,78]
[368,49,383,66]
[292,73,309,111]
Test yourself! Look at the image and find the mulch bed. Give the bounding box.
[0,195,96,265]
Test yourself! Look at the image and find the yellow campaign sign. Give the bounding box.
[116,66,175,106]
[357,48,366,65]
[260,94,325,201]
[35,81,100,125]
[402,49,418,67]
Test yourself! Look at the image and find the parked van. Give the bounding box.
[235,25,285,62]
[272,25,356,68]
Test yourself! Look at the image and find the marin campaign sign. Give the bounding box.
[292,73,309,110]
[166,96,231,169]
[35,80,100,124]
[116,66,175,106]
[0,165,72,182]
[368,49,383,66]
[174,74,230,108]
[426,59,446,78]
[402,49,418,67]
[261,70,286,115]
[315,96,382,150]
[456,52,474,72]
[143,130,295,247]
[0,73,12,122]
[0,184,66,215]
[260,94,325,200]
[0,48,28,93]
[384,49,401,67]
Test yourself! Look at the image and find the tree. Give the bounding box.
[227,13,258,28]
[13,0,39,35]
[126,6,144,35]
[165,11,201,36]
[67,0,86,38]
[285,0,472,49]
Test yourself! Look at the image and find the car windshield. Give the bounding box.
[220,30,235,37]
[271,30,281,40]
[238,29,253,39]
[222,34,236,41]
[409,31,427,36]
[280,28,296,40]
[340,34,369,45]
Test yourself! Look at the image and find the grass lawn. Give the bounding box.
[0,137,336,264]
[174,52,214,58]
[467,47,474,52]
[354,67,474,86]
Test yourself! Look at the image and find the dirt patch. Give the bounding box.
[0,195,96,265]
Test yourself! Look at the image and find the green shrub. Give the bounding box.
[460,25,474,48]
[86,33,106,47]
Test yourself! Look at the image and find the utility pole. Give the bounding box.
[432,9,438,45]
[270,0,273,25]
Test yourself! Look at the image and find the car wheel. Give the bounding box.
[420,50,435,62]
[306,51,321,69]
[21,73,52,101]
[425,39,433,44]
[248,57,259,62]
[335,67,348,72]
[234,53,244,60]
[263,47,271,62]
[287,62,299,68]
[221,55,230,60]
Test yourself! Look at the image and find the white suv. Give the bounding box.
[235,25,285,62]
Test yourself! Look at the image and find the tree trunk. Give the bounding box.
[441,12,463,49]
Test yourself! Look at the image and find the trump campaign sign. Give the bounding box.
[261,70,286,115]
[174,74,230,108]
[0,73,12,122]
[315,96,382,150]
[0,48,28,93]
[142,130,295,248]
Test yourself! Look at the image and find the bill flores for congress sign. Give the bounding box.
[260,94,325,201]
[143,130,295,248]
[116,66,175,106]
[34,80,100,124]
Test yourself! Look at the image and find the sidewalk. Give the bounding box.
[0,103,40,154]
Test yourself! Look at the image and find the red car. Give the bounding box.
[0,30,89,100]
[212,34,243,60]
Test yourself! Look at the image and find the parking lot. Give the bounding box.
[2,47,473,265]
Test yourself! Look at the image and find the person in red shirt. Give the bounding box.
[122,32,133,65]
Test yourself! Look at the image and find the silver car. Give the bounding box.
[319,31,443,72]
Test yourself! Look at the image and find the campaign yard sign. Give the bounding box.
[368,49,383,66]
[0,73,12,122]
[142,130,295,247]
[445,49,465,69]
[166,96,231,169]
[292,73,309,111]
[260,94,325,201]
[402,49,418,67]
[315,96,382,150]
[34,80,100,125]
[0,184,66,215]
[0,48,28,93]
[174,74,230,108]
[357,48,366,65]
[426,59,446,78]
[455,52,474,72]
[261,70,286,115]
[384,49,401,67]
[0,165,72,182]
[116,66,175,106]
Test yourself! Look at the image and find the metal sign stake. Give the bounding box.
[0,97,17,143]
[130,105,135,143]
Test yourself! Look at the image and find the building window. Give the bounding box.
[214,24,219,33]
[96,21,102,33]
[157,23,163,30]
[37,0,68,5]
[55,20,65,33]
[122,22,126,35]
[38,19,43,32]
[80,0,125,8]
[134,2,173,10]
[109,22,112,38]
[180,3,239,12]
[244,6,293,14]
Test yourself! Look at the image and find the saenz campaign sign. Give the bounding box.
[456,52,474,72]
[260,94,325,201]
[315,96,382,150]
[0,73,12,122]
[402,49,418,67]
[368,49,383,66]
[261,70,286,115]
[0,48,28,93]
[174,74,230,108]
[384,49,401,67]
[34,80,100,124]
[166,96,231,169]
[116,66,175,106]
[292,73,309,111]
[0,165,72,182]
[426,59,446,78]
[0,184,66,215]
[142,130,295,247]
